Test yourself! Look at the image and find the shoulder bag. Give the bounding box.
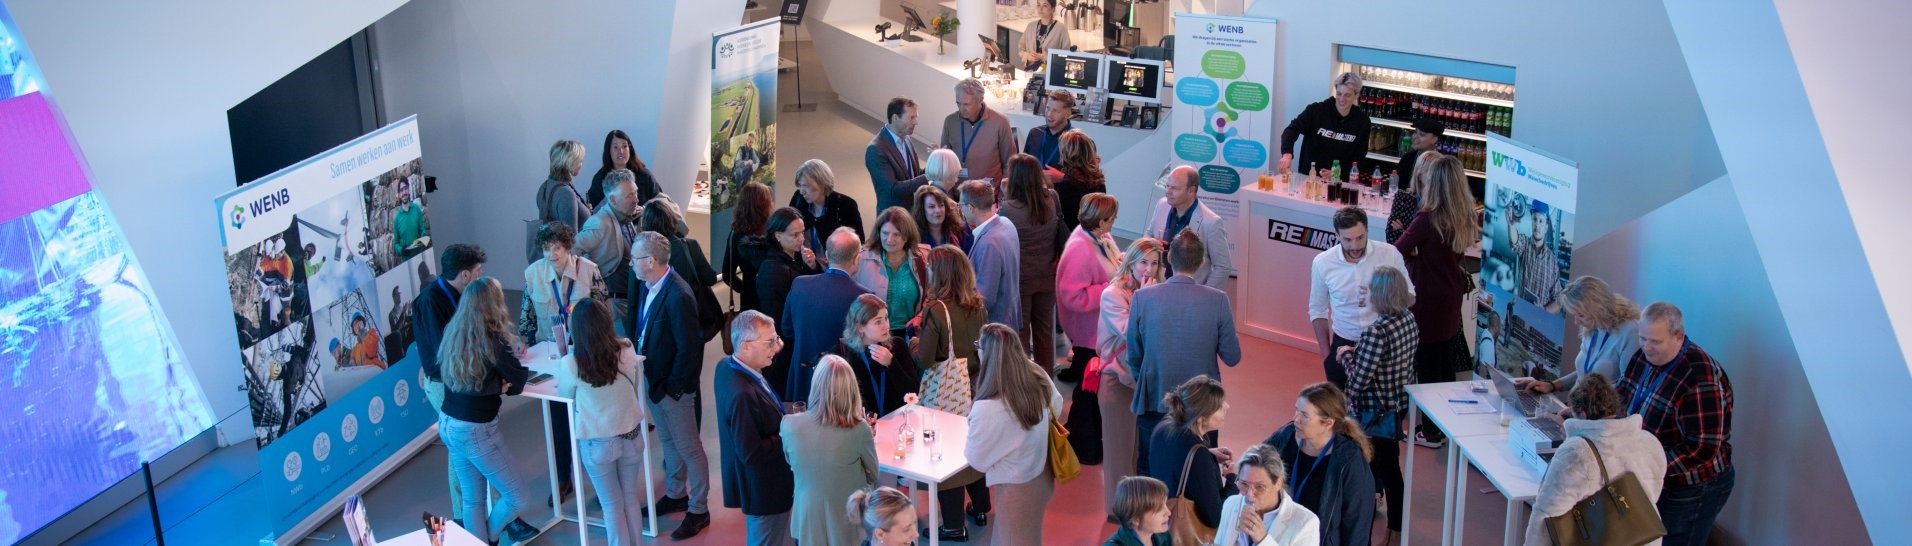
[1047,395,1082,484]
[1544,438,1666,546]
[918,302,972,415]
[1166,444,1218,545]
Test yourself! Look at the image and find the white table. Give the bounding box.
[1402,381,1512,546]
[376,521,486,546]
[492,341,656,544]
[874,406,970,546]
[1453,434,1544,546]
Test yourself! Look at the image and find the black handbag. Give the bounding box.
[1544,438,1667,546]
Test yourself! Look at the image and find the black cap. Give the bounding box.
[1412,119,1445,136]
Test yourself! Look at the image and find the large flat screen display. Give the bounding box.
[1046,49,1104,91]
[0,4,217,541]
[1105,56,1163,103]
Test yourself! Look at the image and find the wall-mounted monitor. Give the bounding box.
[1105,56,1163,104]
[1046,49,1105,91]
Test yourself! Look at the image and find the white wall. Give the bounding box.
[8,0,411,440]
[374,0,745,290]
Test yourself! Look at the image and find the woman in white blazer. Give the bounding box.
[1215,443,1320,546]
[1522,374,1667,546]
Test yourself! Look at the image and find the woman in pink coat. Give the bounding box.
[1056,193,1121,463]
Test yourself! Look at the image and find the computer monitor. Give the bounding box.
[1105,56,1163,104]
[1046,49,1104,91]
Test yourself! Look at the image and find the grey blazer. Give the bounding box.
[1145,198,1233,289]
[1126,276,1243,416]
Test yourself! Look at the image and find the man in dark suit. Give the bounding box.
[777,227,871,401]
[623,231,712,539]
[1127,229,1242,470]
[410,243,486,527]
[715,310,796,545]
[864,96,929,213]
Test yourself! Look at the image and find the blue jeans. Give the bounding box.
[439,414,535,543]
[650,393,710,513]
[422,379,463,521]
[580,433,646,546]
[1657,466,1735,546]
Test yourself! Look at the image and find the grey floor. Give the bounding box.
[63,36,1536,546]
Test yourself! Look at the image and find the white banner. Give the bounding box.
[1477,132,1579,379]
[1169,13,1277,231]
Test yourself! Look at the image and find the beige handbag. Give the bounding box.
[1545,438,1667,546]
[918,302,972,415]
[1166,444,1217,545]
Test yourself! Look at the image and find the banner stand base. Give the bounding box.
[259,424,441,546]
[781,104,817,112]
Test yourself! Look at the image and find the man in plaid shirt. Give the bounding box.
[1614,301,1735,546]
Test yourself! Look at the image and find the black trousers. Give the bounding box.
[1371,433,1404,532]
[936,480,992,529]
[1063,348,1103,464]
[1413,333,1471,441]
[1322,334,1358,390]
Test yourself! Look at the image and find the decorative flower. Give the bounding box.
[903,392,920,406]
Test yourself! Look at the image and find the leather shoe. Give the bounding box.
[968,508,989,527]
[921,524,970,542]
[649,495,689,515]
[671,511,710,540]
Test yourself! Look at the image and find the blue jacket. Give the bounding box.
[715,357,795,515]
[627,269,704,404]
[777,269,871,400]
[970,215,1023,328]
[1127,275,1242,416]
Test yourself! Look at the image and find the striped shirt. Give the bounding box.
[1614,339,1734,487]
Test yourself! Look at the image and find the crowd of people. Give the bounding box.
[400,72,1735,546]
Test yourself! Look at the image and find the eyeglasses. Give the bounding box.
[629,255,652,268]
[1234,479,1278,495]
[748,336,784,347]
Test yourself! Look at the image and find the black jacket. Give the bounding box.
[586,165,662,210]
[715,357,795,515]
[757,248,819,393]
[626,270,705,404]
[1055,175,1106,233]
[665,234,723,342]
[1280,98,1371,180]
[789,191,865,255]
[439,339,530,423]
[776,270,872,400]
[827,338,920,416]
[1146,422,1235,529]
[1266,424,1376,546]
[410,278,459,382]
[724,232,774,313]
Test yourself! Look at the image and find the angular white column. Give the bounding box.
[957,0,994,60]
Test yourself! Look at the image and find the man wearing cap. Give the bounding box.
[1393,119,1445,192]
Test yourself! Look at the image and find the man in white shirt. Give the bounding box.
[1309,206,1412,388]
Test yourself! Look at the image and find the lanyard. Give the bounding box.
[1627,341,1685,416]
[959,118,983,161]
[435,278,457,304]
[856,346,886,412]
[1041,129,1063,166]
[1291,436,1336,499]
[549,261,577,320]
[1580,331,1610,376]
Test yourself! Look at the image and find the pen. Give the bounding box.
[1447,399,1479,404]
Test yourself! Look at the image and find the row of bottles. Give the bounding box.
[1357,88,1513,136]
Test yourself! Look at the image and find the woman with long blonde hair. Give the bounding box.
[783,356,880,545]
[1095,237,1166,516]
[1394,154,1480,448]
[965,324,1064,546]
[436,277,540,545]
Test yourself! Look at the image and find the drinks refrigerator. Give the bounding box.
[1332,45,1517,186]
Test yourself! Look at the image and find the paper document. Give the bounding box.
[1447,395,1497,414]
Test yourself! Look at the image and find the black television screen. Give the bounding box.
[1106,57,1163,103]
[1046,50,1103,91]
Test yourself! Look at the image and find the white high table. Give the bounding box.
[491,341,657,544]
[1453,434,1544,546]
[873,407,970,546]
[1402,381,1507,546]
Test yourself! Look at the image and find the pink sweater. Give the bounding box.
[1056,227,1119,346]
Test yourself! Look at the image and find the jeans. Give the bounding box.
[650,393,710,513]
[580,434,646,546]
[422,379,463,521]
[744,511,793,545]
[1658,467,1735,546]
[438,414,535,543]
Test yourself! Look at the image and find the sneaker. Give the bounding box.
[648,495,689,515]
[670,511,710,540]
[499,518,540,546]
[1412,429,1447,449]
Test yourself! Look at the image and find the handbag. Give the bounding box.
[1545,438,1666,546]
[1046,399,1082,484]
[918,302,973,415]
[1357,409,1403,441]
[1166,444,1219,545]
[720,288,740,354]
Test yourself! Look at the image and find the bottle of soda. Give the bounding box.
[1331,160,1342,183]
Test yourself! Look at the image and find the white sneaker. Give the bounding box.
[1412,430,1447,449]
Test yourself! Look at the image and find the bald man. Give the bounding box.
[1145,166,1233,289]
[776,227,873,400]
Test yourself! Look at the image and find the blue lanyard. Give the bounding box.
[732,359,782,408]
[856,345,886,411]
[435,278,457,304]
[1627,341,1685,416]
[548,261,577,320]
[959,118,983,161]
[1291,436,1336,499]
[1040,129,1062,166]
[1580,331,1610,376]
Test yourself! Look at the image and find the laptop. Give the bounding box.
[1485,365,1558,418]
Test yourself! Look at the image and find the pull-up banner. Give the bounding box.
[1170,12,1277,259]
[212,116,438,538]
[1476,132,1579,380]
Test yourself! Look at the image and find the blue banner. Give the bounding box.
[258,353,435,532]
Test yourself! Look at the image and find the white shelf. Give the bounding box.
[1364,151,1486,178]
[1366,80,1515,108]
[1371,116,1495,143]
